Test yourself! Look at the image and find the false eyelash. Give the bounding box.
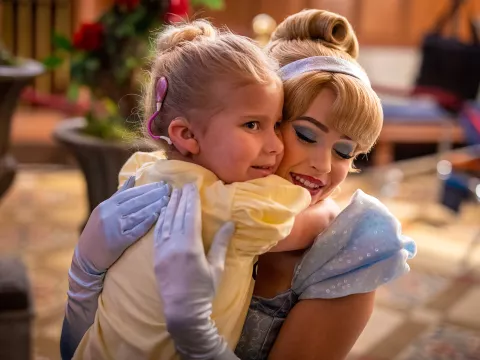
[335,150,354,160]
[295,130,316,144]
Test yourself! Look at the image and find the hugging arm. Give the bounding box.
[153,184,240,360]
[268,190,416,359]
[268,292,375,360]
[60,177,170,359]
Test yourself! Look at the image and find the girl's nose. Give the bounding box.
[266,130,284,155]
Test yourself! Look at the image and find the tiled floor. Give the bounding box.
[0,166,480,360]
[0,168,86,360]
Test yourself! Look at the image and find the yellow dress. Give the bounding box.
[73,151,311,360]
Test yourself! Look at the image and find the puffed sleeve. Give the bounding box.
[118,151,166,187]
[226,175,311,258]
[291,190,417,300]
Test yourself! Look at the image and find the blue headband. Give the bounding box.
[278,56,371,87]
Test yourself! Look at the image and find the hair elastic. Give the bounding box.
[278,56,371,87]
[147,77,173,145]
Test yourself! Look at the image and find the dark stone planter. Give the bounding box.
[0,60,44,202]
[0,257,34,360]
[53,118,152,229]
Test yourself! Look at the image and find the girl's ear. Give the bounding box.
[167,117,200,156]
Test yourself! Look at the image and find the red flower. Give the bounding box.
[116,0,140,11]
[166,0,189,23]
[73,23,104,52]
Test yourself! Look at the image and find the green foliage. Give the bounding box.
[83,98,137,141]
[0,41,18,66]
[84,112,137,141]
[42,55,64,70]
[191,0,224,10]
[66,82,80,102]
[43,0,223,141]
[52,34,73,52]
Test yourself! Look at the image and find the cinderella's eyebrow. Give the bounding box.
[296,116,328,133]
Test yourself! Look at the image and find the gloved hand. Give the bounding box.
[61,176,171,360]
[154,183,239,360]
[77,176,171,273]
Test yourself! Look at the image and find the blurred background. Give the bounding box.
[1,0,480,359]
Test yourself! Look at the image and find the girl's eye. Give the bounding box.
[294,129,316,144]
[274,121,282,131]
[244,121,260,130]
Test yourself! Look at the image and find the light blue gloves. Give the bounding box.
[76,176,171,274]
[60,176,171,360]
[154,183,239,360]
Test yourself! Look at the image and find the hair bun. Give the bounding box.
[156,20,217,53]
[271,9,358,59]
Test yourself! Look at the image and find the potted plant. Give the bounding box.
[0,42,43,360]
[0,41,44,202]
[43,0,223,227]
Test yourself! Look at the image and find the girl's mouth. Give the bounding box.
[290,172,325,195]
[251,165,275,177]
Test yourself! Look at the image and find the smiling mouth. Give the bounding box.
[290,172,325,192]
[251,165,275,176]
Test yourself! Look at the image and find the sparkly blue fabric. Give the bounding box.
[235,190,416,360]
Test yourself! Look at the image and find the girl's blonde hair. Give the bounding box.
[265,9,383,154]
[144,20,279,146]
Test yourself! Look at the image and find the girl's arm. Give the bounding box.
[269,198,340,252]
[268,292,375,360]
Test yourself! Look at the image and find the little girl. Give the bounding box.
[73,20,316,360]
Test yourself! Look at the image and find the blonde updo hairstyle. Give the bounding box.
[265,10,383,155]
[144,20,280,150]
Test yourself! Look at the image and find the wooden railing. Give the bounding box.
[1,0,73,94]
[200,0,480,46]
[2,0,479,95]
